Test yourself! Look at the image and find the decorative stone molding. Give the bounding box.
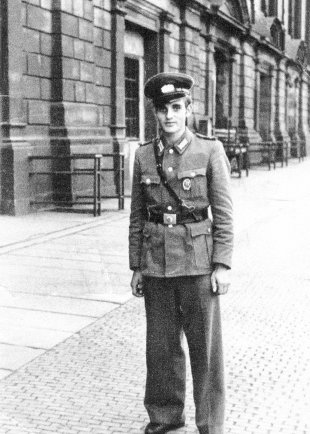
[112,0,127,16]
[252,17,285,52]
[159,11,174,72]
[159,11,173,35]
[217,0,250,25]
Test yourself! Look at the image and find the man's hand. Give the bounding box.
[211,264,231,295]
[131,270,144,297]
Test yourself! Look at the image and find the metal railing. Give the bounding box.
[28,153,125,216]
[222,138,307,175]
[246,141,289,170]
[290,140,306,162]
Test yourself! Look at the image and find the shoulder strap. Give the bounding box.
[139,139,153,147]
[195,132,216,140]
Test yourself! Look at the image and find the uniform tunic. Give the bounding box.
[129,128,233,276]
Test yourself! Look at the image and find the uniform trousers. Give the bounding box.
[143,275,225,434]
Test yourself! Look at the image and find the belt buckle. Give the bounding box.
[163,213,177,226]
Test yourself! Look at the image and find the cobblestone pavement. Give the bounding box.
[0,160,310,433]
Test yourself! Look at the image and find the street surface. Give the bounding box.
[0,158,309,433]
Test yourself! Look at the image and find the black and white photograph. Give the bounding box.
[0,1,309,433]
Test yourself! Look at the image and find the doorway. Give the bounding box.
[124,30,145,195]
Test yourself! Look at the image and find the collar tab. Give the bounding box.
[157,140,165,155]
[175,137,189,154]
[174,129,193,154]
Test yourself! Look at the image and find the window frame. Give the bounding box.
[124,55,141,140]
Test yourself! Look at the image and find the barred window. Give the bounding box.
[270,22,284,51]
[125,57,139,139]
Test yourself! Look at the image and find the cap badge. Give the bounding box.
[182,178,191,191]
[161,84,175,94]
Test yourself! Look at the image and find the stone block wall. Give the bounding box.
[93,0,112,128]
[21,0,113,138]
[22,1,52,130]
[1,0,309,214]
[19,0,116,209]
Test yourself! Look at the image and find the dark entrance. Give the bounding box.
[125,57,140,139]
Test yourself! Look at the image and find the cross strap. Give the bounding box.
[153,139,195,213]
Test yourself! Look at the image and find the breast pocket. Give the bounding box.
[177,167,207,199]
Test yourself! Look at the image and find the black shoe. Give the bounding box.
[144,422,185,434]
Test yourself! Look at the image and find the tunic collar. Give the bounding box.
[157,128,193,156]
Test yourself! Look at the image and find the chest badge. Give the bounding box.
[182,178,191,191]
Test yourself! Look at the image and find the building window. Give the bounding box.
[270,21,285,50]
[125,57,140,139]
[261,0,267,16]
[214,51,231,131]
[259,73,272,140]
[269,0,277,16]
[221,0,242,21]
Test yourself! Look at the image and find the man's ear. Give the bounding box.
[186,103,193,118]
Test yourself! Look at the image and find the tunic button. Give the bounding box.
[146,178,151,184]
[169,149,174,154]
[168,167,173,172]
[167,205,172,211]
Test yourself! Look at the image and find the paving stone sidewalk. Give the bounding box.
[0,160,310,433]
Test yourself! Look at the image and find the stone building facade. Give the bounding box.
[0,0,309,215]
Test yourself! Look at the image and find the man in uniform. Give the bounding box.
[129,72,233,434]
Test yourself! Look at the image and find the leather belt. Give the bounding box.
[148,213,205,225]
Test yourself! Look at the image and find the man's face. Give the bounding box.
[155,98,192,136]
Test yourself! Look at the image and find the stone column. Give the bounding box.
[179,5,200,77]
[253,58,260,133]
[274,59,290,141]
[159,12,173,73]
[0,0,31,215]
[269,65,277,142]
[298,71,310,153]
[110,0,126,142]
[293,78,301,141]
[202,33,216,136]
[179,5,202,133]
[110,0,127,194]
[230,50,241,133]
[50,0,101,203]
[238,40,261,143]
[50,1,100,146]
